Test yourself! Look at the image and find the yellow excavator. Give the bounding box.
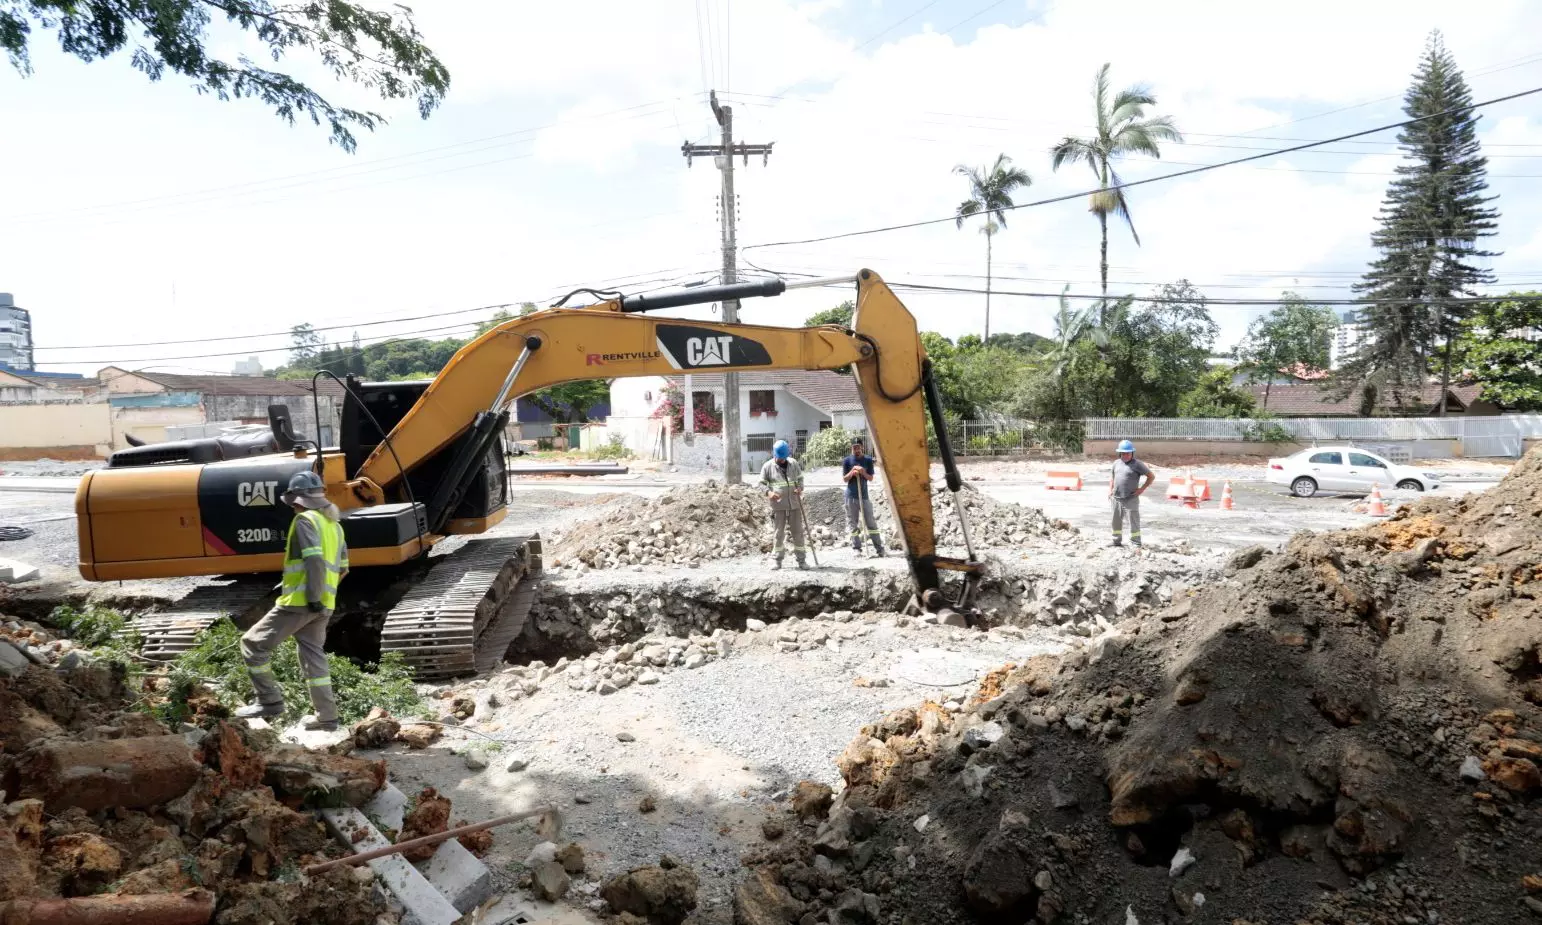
[75,270,985,677]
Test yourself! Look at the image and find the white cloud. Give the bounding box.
[6,0,1542,373]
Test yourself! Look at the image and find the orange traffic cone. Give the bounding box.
[1367,483,1388,517]
[1220,481,1234,510]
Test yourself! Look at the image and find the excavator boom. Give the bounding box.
[352,269,979,601]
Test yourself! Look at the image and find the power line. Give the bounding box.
[937,0,1013,36]
[742,83,1542,252]
[35,267,719,354]
[877,280,1542,306]
[32,302,518,352]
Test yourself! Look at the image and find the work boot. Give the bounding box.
[302,716,340,732]
[235,701,284,720]
[771,560,783,571]
[1110,539,1123,548]
[796,559,808,570]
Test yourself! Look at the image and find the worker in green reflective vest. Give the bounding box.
[235,470,349,731]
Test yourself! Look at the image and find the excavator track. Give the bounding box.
[134,577,275,661]
[379,534,542,679]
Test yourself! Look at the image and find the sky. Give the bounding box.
[6,0,1542,377]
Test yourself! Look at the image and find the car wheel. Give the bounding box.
[1396,479,1423,492]
[1290,476,1318,498]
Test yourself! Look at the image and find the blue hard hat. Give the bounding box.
[288,470,325,492]
[773,440,791,459]
[1117,440,1135,454]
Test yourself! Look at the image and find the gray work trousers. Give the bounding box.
[844,495,884,552]
[1111,495,1142,545]
[772,508,807,564]
[241,604,338,723]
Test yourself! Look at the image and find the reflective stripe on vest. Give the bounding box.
[276,510,346,610]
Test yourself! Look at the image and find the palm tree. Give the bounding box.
[1040,285,1106,415]
[954,154,1032,341]
[1050,63,1182,309]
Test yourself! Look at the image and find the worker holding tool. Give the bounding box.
[236,470,349,731]
[842,437,886,557]
[760,440,808,570]
[1108,439,1154,548]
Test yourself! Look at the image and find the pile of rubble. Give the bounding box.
[549,481,1079,573]
[736,449,1542,924]
[0,617,91,670]
[0,651,390,924]
[549,482,779,569]
[801,482,1075,553]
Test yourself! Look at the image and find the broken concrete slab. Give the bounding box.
[0,639,28,678]
[321,805,461,925]
[0,558,39,584]
[361,782,492,915]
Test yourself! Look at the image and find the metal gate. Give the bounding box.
[1461,417,1526,458]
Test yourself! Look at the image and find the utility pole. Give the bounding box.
[682,90,773,484]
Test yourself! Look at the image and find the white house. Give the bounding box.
[608,370,868,469]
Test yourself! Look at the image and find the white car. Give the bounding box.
[1266,446,1443,498]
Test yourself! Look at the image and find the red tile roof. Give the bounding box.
[128,371,347,399]
[1248,382,1488,416]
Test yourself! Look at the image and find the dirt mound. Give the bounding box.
[0,652,384,924]
[551,481,1077,571]
[802,482,1076,553]
[739,451,1542,924]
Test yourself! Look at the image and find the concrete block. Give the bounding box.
[420,838,493,913]
[0,558,39,583]
[366,781,411,832]
[477,894,588,925]
[0,639,28,677]
[321,805,461,925]
[359,781,491,913]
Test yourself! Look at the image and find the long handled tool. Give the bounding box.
[795,490,819,567]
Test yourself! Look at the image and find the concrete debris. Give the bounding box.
[0,654,386,924]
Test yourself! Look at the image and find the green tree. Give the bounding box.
[2,0,449,151]
[953,154,1032,341]
[918,331,1029,419]
[1239,292,1338,410]
[1021,286,1105,421]
[1455,292,1542,410]
[1050,63,1182,306]
[1344,31,1500,414]
[1179,366,1257,418]
[288,323,321,364]
[524,380,610,424]
[804,300,855,327]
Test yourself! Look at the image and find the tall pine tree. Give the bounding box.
[1343,31,1499,415]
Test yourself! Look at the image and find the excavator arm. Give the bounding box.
[354,269,981,609]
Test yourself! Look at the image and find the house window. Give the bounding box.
[795,429,808,453]
[818,421,832,431]
[746,433,776,454]
[691,391,715,413]
[749,390,776,416]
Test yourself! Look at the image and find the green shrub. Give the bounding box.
[49,604,141,664]
[802,426,858,468]
[591,433,632,461]
[158,621,426,726]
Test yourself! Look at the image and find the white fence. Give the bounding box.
[1084,415,1542,458]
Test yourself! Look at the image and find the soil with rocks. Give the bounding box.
[0,620,402,925]
[547,481,1082,572]
[736,449,1542,925]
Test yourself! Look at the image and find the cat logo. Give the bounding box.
[237,480,279,507]
[685,335,733,366]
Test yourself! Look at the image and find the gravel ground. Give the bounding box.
[367,612,1070,922]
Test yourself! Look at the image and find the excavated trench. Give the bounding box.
[505,550,1220,663]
